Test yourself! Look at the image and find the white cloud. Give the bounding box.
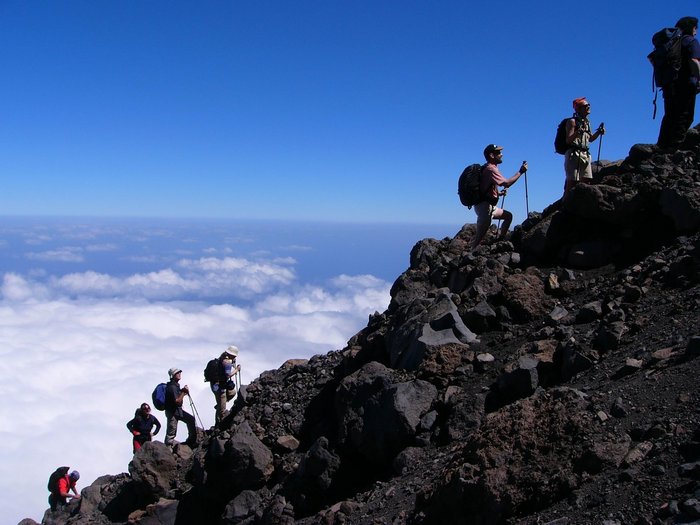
[34,256,298,301]
[0,259,390,523]
[26,247,85,262]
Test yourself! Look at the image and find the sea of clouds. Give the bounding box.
[0,219,404,523]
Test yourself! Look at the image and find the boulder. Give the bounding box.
[221,421,274,491]
[129,441,178,499]
[223,490,261,524]
[335,361,437,464]
[501,271,549,322]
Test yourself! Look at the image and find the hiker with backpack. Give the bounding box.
[126,402,161,453]
[163,367,198,448]
[559,97,605,197]
[468,144,527,249]
[47,467,80,511]
[205,345,242,424]
[653,17,700,149]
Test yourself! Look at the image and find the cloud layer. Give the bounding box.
[0,251,390,522]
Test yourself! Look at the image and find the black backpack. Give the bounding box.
[457,163,485,208]
[48,466,70,493]
[554,118,571,154]
[648,27,684,118]
[203,358,221,383]
[648,27,683,89]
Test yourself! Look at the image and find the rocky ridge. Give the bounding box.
[28,126,700,525]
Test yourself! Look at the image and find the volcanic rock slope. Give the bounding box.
[31,128,700,525]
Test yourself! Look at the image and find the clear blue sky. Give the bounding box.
[0,1,697,226]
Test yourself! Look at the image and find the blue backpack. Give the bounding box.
[152,383,167,411]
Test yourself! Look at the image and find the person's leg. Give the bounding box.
[657,90,676,147]
[676,86,697,144]
[182,411,197,445]
[492,208,512,239]
[164,411,178,445]
[214,385,227,423]
[563,151,577,197]
[133,438,142,453]
[470,202,493,249]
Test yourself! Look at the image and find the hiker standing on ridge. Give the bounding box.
[470,144,527,249]
[206,345,242,424]
[48,468,80,511]
[563,98,605,196]
[656,17,700,149]
[126,402,161,453]
[164,367,197,448]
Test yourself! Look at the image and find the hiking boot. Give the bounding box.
[185,438,198,448]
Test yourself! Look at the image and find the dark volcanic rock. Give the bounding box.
[335,361,437,464]
[35,133,700,525]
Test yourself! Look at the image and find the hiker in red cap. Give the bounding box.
[563,97,605,196]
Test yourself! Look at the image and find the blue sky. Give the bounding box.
[1,2,699,522]
[1,1,697,226]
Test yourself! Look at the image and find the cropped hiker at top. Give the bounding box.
[468,144,527,250]
[562,97,605,197]
[655,16,700,149]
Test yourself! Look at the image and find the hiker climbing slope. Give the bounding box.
[205,345,242,424]
[164,367,197,448]
[47,467,80,512]
[470,144,527,250]
[562,97,605,196]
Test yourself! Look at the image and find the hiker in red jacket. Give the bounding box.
[48,469,80,511]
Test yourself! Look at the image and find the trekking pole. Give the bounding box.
[188,395,205,430]
[523,161,530,216]
[596,123,604,177]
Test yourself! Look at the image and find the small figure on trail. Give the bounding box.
[655,17,700,149]
[47,467,80,511]
[470,144,527,249]
[205,345,242,424]
[563,98,605,196]
[126,402,161,453]
[164,367,197,448]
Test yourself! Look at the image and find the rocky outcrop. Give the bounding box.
[26,128,700,525]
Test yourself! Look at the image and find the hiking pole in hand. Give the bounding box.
[596,123,604,177]
[522,160,529,216]
[188,394,205,430]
